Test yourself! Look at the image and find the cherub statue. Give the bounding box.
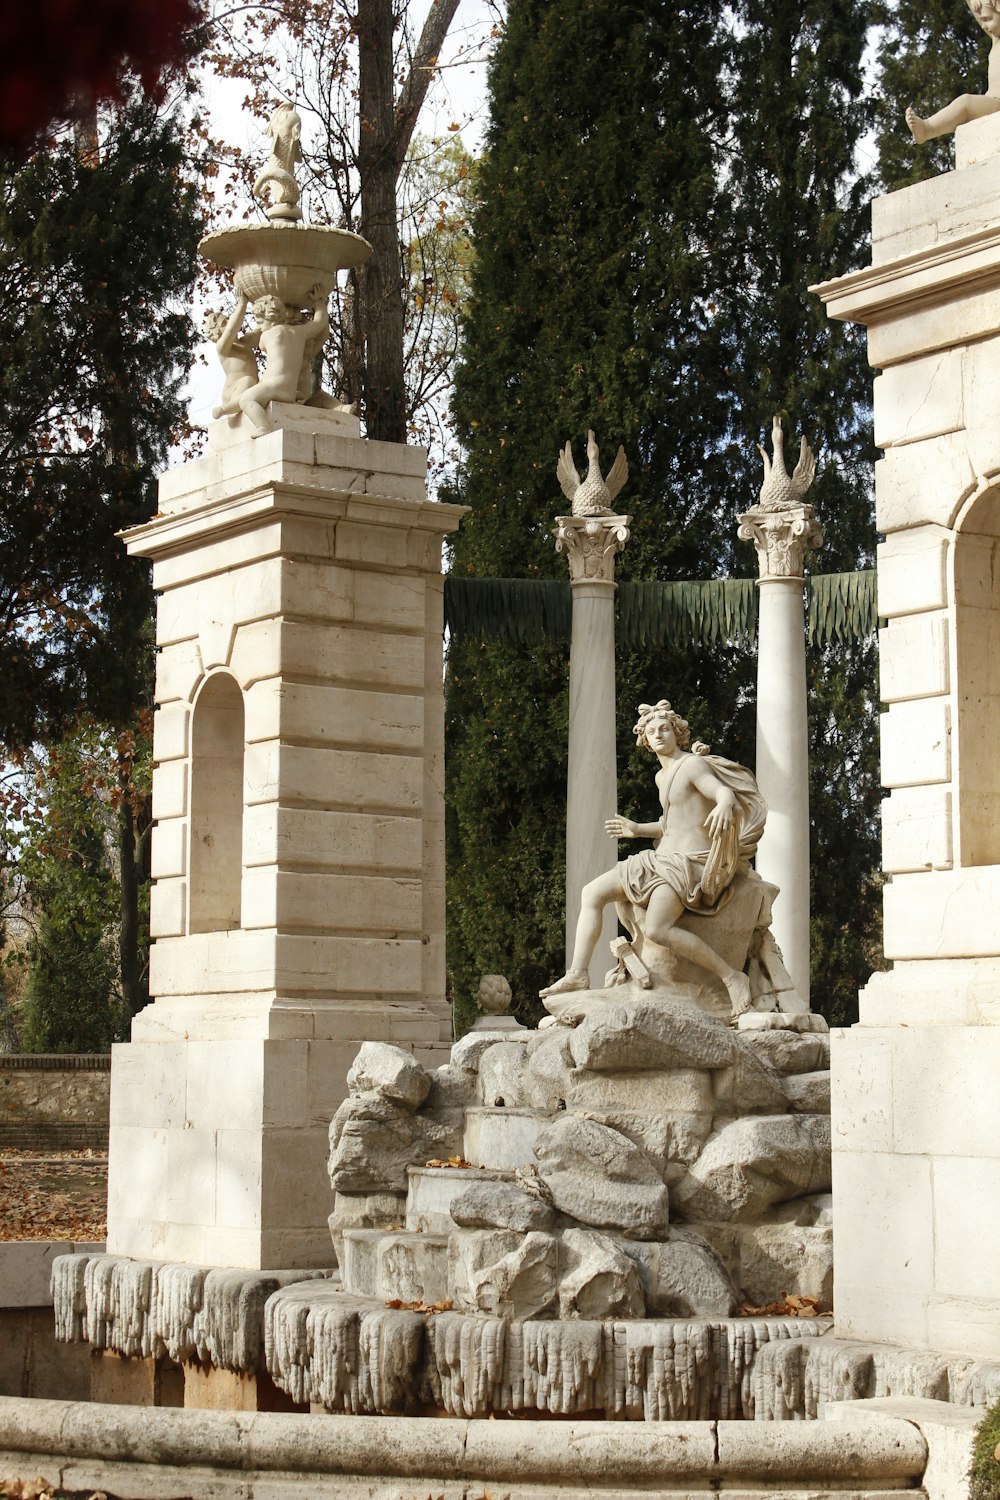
[253,102,304,221]
[205,307,259,420]
[212,287,329,434]
[906,0,1000,143]
[541,699,766,1022]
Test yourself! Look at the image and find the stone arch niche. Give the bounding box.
[188,670,245,934]
[953,484,1000,868]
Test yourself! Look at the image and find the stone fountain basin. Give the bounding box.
[199,223,372,308]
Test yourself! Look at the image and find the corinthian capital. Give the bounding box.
[555,514,631,585]
[738,504,823,582]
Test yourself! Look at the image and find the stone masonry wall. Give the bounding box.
[0,1057,110,1151]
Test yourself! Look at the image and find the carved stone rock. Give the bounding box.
[743,1030,830,1075]
[449,1180,556,1233]
[347,1041,431,1110]
[569,999,735,1074]
[711,1045,788,1113]
[738,1223,834,1306]
[672,1115,832,1223]
[448,1230,558,1319]
[533,1117,670,1238]
[784,1070,832,1114]
[451,1030,530,1075]
[425,1063,478,1111]
[558,1229,645,1320]
[328,1190,406,1262]
[649,1231,740,1317]
[328,1095,463,1194]
[522,1031,575,1110]
[478,1042,528,1108]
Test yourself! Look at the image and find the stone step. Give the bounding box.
[463,1106,550,1168]
[340,1228,450,1304]
[406,1164,512,1233]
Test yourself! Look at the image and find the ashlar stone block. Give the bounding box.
[243,680,424,753]
[883,867,1000,960]
[876,527,949,620]
[832,1150,933,1347]
[875,434,974,534]
[881,786,953,873]
[879,699,951,788]
[878,613,949,703]
[873,352,964,450]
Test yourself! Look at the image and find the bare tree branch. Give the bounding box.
[393,0,462,171]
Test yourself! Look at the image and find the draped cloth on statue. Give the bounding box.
[617,755,767,916]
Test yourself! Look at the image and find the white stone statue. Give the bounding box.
[253,102,304,222]
[210,286,330,433]
[205,306,260,418]
[906,0,1000,142]
[557,429,628,517]
[541,699,766,1021]
[757,416,815,511]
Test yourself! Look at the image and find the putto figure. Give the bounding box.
[906,0,1000,142]
[205,307,259,419]
[211,287,329,433]
[541,700,766,1021]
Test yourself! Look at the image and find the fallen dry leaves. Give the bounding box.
[424,1157,488,1170]
[1,1481,108,1500]
[737,1293,832,1318]
[0,1151,107,1242]
[385,1297,454,1315]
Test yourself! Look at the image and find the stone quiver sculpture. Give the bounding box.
[201,103,371,433]
[906,0,1000,142]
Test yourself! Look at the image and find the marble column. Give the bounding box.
[556,513,630,980]
[738,503,822,1002]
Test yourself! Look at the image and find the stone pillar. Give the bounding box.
[813,112,1000,1358]
[555,513,630,980]
[108,402,465,1270]
[737,504,822,1001]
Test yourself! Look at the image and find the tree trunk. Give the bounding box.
[357,0,408,443]
[118,778,151,1022]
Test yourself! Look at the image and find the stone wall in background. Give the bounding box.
[0,1056,110,1152]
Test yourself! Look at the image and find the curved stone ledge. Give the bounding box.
[264,1280,832,1420]
[52,1252,326,1373]
[0,1397,928,1496]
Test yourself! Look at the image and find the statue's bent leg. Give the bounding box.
[644,885,752,1018]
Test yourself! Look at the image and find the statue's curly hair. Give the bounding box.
[633,699,691,752]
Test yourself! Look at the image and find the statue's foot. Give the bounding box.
[539,968,590,1000]
[906,106,928,144]
[724,970,752,1021]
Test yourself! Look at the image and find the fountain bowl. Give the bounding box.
[199,223,372,309]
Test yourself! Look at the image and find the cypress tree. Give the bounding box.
[719,0,881,1023]
[0,86,201,1025]
[444,0,738,1027]
[0,89,201,749]
[446,0,881,1027]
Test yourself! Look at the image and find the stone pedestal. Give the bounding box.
[108,403,465,1269]
[814,113,1000,1357]
[738,505,821,1001]
[555,514,630,980]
